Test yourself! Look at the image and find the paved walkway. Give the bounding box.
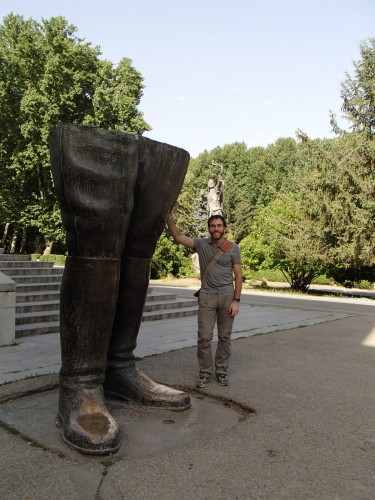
[1,287,374,499]
[0,290,351,384]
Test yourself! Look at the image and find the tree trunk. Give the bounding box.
[20,228,27,254]
[10,227,18,253]
[1,222,10,249]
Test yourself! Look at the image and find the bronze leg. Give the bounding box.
[104,256,190,409]
[50,124,137,454]
[104,136,191,409]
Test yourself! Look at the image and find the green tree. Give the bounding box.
[152,232,194,279]
[87,57,149,133]
[240,197,326,291]
[0,13,150,252]
[325,37,375,284]
[331,37,375,136]
[296,133,375,272]
[246,131,375,290]
[231,138,298,241]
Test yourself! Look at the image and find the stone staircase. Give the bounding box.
[0,254,198,338]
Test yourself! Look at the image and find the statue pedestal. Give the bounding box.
[191,253,200,274]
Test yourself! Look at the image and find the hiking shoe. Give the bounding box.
[195,374,210,388]
[216,373,229,386]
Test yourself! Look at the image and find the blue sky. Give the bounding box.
[1,0,374,157]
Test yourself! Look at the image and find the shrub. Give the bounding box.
[311,275,334,285]
[39,254,66,266]
[328,266,375,288]
[245,268,286,283]
[29,253,41,261]
[354,280,373,290]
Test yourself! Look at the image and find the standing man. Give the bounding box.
[167,214,242,388]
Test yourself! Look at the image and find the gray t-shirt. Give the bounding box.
[193,238,241,293]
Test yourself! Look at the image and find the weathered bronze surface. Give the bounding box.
[50,124,190,455]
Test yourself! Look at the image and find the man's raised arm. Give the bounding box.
[166,215,195,249]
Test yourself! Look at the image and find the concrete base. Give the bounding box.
[0,386,252,462]
[0,271,16,346]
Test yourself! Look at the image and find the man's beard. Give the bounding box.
[210,230,225,240]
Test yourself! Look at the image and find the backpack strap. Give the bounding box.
[220,240,233,253]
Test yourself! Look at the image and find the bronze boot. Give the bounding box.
[49,124,139,454]
[57,257,122,455]
[104,256,191,410]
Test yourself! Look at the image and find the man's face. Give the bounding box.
[208,218,226,240]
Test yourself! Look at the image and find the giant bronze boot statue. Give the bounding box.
[104,135,190,409]
[50,124,190,454]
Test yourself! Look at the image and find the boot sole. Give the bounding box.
[60,432,122,455]
[104,390,191,412]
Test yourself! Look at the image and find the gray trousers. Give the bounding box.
[197,291,234,376]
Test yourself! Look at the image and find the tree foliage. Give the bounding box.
[239,130,375,290]
[178,138,299,243]
[340,38,375,136]
[296,133,375,268]
[240,197,326,291]
[151,232,195,279]
[0,13,150,251]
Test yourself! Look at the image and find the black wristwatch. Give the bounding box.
[233,298,240,302]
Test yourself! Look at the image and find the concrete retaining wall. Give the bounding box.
[0,271,16,346]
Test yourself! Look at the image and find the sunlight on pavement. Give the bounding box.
[361,326,375,347]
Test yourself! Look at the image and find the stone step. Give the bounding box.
[15,297,196,319]
[16,300,60,314]
[146,291,177,302]
[16,283,61,293]
[10,274,63,284]
[0,261,54,269]
[15,321,60,337]
[0,267,64,276]
[16,290,61,303]
[142,306,199,322]
[0,254,29,262]
[14,304,199,337]
[14,303,199,338]
[16,290,164,304]
[3,255,198,339]
[143,298,197,312]
[16,310,60,326]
